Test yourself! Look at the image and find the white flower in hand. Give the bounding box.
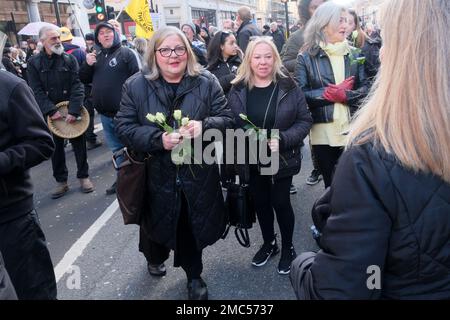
[173,110,182,121]
[181,117,189,126]
[155,112,166,124]
[239,113,248,121]
[146,113,156,122]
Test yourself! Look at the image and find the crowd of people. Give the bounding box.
[0,0,448,301]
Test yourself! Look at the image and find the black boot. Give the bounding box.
[187,278,208,300]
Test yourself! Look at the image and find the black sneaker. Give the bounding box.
[147,263,166,277]
[290,184,297,194]
[306,169,322,185]
[277,246,297,275]
[252,239,279,267]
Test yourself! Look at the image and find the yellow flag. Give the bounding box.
[125,0,154,38]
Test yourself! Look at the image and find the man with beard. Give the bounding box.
[27,26,94,199]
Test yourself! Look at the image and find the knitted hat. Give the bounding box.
[181,22,197,34]
[85,33,95,41]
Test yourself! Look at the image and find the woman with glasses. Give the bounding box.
[227,37,312,275]
[291,0,450,299]
[295,1,368,188]
[115,26,234,300]
[206,31,242,96]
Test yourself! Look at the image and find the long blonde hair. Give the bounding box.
[348,0,450,183]
[231,36,287,89]
[145,26,202,80]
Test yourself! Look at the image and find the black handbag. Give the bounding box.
[112,147,151,225]
[222,182,256,248]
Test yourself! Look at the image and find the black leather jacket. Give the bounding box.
[294,48,368,123]
[27,51,84,117]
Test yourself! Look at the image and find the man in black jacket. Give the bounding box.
[28,26,94,199]
[269,22,285,53]
[79,22,140,195]
[235,6,262,53]
[0,69,57,299]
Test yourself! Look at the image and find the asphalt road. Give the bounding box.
[30,126,325,300]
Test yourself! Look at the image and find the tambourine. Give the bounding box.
[47,101,89,139]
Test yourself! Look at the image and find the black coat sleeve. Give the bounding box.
[282,30,303,73]
[294,54,330,108]
[79,61,94,84]
[27,57,57,117]
[203,76,235,132]
[67,55,84,116]
[279,87,312,151]
[0,81,55,175]
[290,145,394,299]
[114,80,164,153]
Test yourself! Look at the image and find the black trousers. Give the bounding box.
[311,145,344,188]
[84,98,97,143]
[51,133,89,182]
[309,136,321,172]
[0,210,57,300]
[249,171,294,249]
[139,193,203,280]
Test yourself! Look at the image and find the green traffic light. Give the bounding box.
[96,6,104,13]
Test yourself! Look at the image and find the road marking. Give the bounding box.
[93,123,103,134]
[54,199,119,283]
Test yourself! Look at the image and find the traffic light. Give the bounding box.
[106,6,115,20]
[95,0,106,22]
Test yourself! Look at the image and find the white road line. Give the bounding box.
[54,199,119,283]
[93,123,103,134]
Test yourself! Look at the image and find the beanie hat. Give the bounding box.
[181,22,197,34]
[85,33,95,41]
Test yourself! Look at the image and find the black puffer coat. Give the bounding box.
[291,142,450,299]
[227,76,312,181]
[208,55,241,95]
[115,69,234,250]
[295,48,368,123]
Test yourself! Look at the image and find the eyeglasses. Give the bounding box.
[155,46,187,57]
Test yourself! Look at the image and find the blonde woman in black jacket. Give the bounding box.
[291,0,450,299]
[115,27,234,300]
[227,37,312,275]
